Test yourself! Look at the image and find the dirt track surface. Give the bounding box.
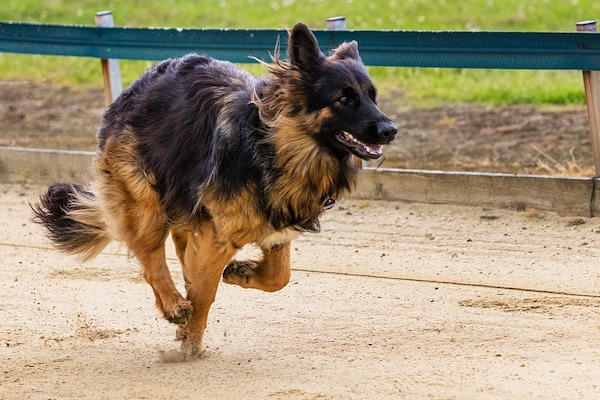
[1,184,599,399]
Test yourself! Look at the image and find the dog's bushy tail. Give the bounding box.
[32,183,111,261]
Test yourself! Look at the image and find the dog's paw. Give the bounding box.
[165,299,194,325]
[222,259,257,286]
[179,331,206,359]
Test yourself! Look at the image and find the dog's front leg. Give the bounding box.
[177,226,236,358]
[222,242,291,292]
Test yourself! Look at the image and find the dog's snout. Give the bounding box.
[377,120,397,142]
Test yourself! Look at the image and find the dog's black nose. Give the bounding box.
[377,120,397,142]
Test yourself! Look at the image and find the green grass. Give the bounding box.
[2,0,599,106]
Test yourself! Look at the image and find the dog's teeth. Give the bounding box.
[341,131,383,155]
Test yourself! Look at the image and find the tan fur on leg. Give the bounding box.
[223,242,291,292]
[177,224,237,358]
[96,134,192,325]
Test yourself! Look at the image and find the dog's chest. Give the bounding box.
[257,228,301,249]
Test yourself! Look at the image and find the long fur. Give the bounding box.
[32,22,396,357]
[32,183,110,261]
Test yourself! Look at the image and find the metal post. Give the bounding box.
[326,16,347,31]
[577,20,600,175]
[326,16,367,169]
[95,11,122,106]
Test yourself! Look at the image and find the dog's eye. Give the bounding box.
[335,88,358,107]
[337,92,354,106]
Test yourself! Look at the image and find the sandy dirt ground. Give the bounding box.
[0,184,599,399]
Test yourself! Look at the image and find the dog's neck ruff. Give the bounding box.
[323,198,336,211]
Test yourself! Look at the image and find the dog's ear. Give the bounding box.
[330,41,361,62]
[288,22,325,70]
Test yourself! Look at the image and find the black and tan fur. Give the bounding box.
[32,23,396,357]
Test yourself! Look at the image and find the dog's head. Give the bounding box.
[287,22,397,160]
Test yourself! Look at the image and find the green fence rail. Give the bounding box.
[2,21,600,70]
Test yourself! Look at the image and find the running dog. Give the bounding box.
[32,22,397,357]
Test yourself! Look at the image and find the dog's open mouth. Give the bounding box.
[335,131,383,160]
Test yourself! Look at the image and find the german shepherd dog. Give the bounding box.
[33,23,396,357]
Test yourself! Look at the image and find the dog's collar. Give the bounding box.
[323,198,336,210]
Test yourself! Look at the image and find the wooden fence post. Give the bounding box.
[326,16,347,31]
[326,16,367,169]
[95,11,123,106]
[577,20,600,176]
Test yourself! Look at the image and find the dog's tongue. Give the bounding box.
[364,143,383,156]
[339,131,383,157]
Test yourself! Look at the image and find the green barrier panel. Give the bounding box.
[2,21,600,70]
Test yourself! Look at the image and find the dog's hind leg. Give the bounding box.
[102,205,192,325]
[96,134,193,326]
[134,244,193,325]
[222,242,291,292]
[117,213,192,325]
[176,224,236,358]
